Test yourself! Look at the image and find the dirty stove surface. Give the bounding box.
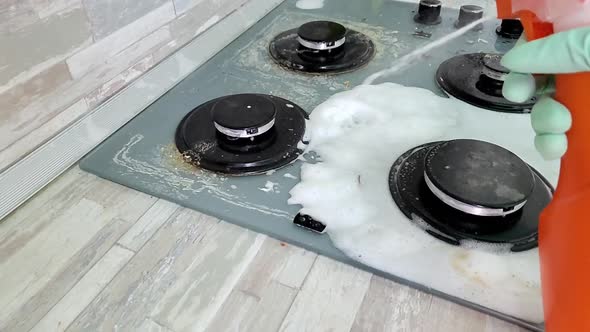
[80,1,546,330]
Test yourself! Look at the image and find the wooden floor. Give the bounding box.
[0,166,527,332]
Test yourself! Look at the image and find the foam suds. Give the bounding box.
[289,83,560,323]
[295,0,324,10]
[259,181,278,193]
[363,16,493,85]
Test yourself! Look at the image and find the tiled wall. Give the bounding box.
[0,0,250,171]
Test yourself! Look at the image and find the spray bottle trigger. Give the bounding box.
[519,11,554,41]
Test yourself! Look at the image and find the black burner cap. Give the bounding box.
[212,94,276,133]
[424,140,535,210]
[297,21,346,44]
[269,22,375,74]
[389,140,554,252]
[175,94,308,175]
[436,53,536,113]
[496,19,524,39]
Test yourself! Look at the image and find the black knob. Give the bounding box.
[414,0,442,25]
[496,19,524,39]
[455,5,484,29]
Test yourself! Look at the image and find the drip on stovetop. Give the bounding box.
[175,94,308,175]
[269,20,375,74]
[389,139,554,252]
[436,53,537,113]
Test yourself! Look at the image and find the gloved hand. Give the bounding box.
[501,27,590,160]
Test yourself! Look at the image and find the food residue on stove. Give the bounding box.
[451,251,488,288]
[160,143,205,174]
[113,136,293,220]
[193,141,216,154]
[259,181,278,193]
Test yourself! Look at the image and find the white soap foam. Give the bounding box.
[289,83,560,323]
[295,0,324,10]
[259,181,278,193]
[284,173,298,179]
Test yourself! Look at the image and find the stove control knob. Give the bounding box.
[455,5,484,29]
[414,0,442,25]
[496,19,524,39]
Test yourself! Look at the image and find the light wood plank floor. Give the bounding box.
[0,166,528,332]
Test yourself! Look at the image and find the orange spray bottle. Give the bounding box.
[496,0,590,331]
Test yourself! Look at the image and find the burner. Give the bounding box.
[175,94,308,175]
[436,53,536,113]
[269,21,375,74]
[389,139,554,252]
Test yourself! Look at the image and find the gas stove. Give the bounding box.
[80,1,554,330]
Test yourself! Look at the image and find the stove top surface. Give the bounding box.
[80,1,553,330]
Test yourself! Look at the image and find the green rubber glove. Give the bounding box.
[501,27,590,160]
